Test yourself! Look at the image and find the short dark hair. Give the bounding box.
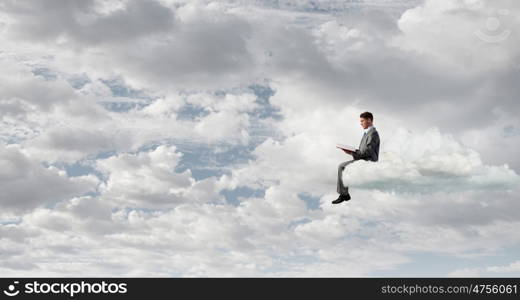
[360,111,373,121]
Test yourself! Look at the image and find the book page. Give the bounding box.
[336,143,357,152]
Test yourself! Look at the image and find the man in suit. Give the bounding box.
[333,111,380,204]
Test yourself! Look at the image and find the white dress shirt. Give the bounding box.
[364,125,374,135]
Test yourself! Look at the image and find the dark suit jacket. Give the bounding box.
[352,127,380,162]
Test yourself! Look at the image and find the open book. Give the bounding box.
[336,143,357,152]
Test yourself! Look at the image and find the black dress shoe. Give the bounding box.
[332,193,351,204]
[332,196,343,204]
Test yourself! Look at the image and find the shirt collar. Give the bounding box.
[364,125,374,134]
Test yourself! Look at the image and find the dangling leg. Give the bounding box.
[337,161,351,195]
[333,161,353,204]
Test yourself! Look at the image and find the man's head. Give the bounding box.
[359,111,373,129]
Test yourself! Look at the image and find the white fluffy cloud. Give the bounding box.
[448,260,520,277]
[0,143,99,214]
[96,145,195,208]
[342,127,520,194]
[0,0,258,91]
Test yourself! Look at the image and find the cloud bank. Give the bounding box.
[343,127,520,194]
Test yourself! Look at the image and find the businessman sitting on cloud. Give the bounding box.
[334,111,380,204]
[333,114,519,205]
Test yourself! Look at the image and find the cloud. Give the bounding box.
[0,143,99,213]
[342,127,520,194]
[448,260,520,277]
[0,58,76,114]
[487,260,520,273]
[2,0,175,45]
[0,0,257,91]
[188,92,259,144]
[95,145,196,208]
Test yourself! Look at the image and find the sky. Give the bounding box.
[0,0,519,277]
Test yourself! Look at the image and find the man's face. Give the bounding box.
[360,117,372,129]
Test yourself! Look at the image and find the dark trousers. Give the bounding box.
[337,160,356,195]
